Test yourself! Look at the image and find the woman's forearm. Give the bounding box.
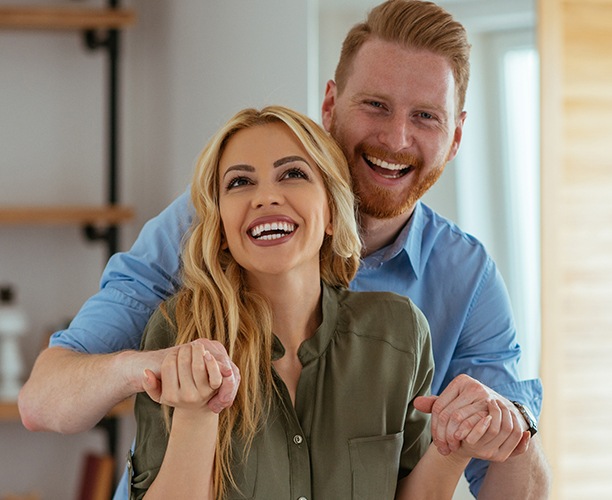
[145,408,219,499]
[395,443,469,500]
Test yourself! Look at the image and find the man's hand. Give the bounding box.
[142,338,240,414]
[414,374,530,462]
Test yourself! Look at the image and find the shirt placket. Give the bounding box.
[275,373,313,500]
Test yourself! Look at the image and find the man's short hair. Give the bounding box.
[335,0,471,115]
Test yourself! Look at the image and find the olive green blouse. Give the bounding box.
[129,284,434,500]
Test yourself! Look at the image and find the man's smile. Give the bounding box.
[363,153,415,179]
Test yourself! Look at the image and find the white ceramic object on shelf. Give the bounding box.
[0,286,27,401]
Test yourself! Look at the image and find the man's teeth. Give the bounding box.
[250,221,295,240]
[365,154,409,171]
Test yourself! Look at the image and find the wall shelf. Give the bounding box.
[0,205,134,226]
[0,6,135,30]
[1,1,136,259]
[0,397,133,422]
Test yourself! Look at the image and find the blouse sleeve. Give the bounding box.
[399,302,435,478]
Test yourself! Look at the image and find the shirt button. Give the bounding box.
[293,434,303,445]
[297,497,308,500]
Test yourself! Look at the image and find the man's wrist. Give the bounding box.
[115,349,153,394]
[511,401,538,437]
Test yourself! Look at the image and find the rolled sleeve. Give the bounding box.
[49,191,192,354]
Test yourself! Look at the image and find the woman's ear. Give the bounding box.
[220,230,229,250]
[325,221,334,236]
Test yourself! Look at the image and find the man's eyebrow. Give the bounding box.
[273,155,309,168]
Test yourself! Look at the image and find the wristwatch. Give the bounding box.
[511,401,538,437]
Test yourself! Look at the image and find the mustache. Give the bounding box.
[359,144,424,169]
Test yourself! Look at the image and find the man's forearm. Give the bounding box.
[18,347,144,434]
[478,437,551,499]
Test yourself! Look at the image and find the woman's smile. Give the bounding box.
[247,215,298,245]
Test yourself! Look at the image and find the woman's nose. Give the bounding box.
[252,182,283,208]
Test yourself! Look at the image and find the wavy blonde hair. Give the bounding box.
[163,106,361,498]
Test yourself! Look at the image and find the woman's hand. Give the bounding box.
[142,338,240,414]
[145,342,223,412]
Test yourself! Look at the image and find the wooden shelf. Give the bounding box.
[0,6,136,30]
[0,397,134,422]
[0,205,134,226]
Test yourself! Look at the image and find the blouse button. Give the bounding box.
[293,434,303,445]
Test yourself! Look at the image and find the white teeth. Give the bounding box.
[250,221,295,239]
[365,154,408,171]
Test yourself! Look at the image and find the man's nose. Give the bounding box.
[377,113,414,152]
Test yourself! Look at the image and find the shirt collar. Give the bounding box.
[271,283,339,365]
[360,201,425,279]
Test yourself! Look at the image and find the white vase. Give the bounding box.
[0,287,28,401]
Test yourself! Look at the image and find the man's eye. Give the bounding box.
[226,176,251,189]
[418,112,434,120]
[368,101,385,109]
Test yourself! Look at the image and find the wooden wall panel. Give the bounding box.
[540,0,612,498]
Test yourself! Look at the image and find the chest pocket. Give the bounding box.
[349,432,403,500]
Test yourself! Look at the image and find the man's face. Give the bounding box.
[322,38,466,220]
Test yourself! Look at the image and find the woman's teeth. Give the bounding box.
[250,221,295,240]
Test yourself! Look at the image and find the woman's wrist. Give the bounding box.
[440,449,471,471]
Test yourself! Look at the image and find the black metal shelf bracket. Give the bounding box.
[80,0,123,261]
[83,224,118,254]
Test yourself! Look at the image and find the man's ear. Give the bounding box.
[321,80,337,132]
[447,111,467,163]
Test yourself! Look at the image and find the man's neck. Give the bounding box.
[359,208,414,257]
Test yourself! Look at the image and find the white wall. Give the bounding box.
[0,0,311,497]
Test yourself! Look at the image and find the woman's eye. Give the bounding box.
[282,167,309,180]
[226,176,251,190]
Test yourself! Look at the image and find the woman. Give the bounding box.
[129,106,492,499]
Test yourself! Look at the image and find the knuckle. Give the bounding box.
[449,411,464,426]
[438,409,452,425]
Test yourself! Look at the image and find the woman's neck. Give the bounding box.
[248,270,322,355]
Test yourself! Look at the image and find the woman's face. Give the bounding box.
[218,122,333,281]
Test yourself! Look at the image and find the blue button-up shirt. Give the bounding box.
[50,190,542,498]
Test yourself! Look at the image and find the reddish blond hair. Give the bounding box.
[335,0,471,115]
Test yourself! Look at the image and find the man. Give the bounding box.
[19,1,550,498]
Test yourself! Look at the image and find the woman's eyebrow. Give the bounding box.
[222,164,254,178]
[273,155,309,168]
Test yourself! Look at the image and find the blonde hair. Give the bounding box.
[335,0,471,115]
[164,106,361,498]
